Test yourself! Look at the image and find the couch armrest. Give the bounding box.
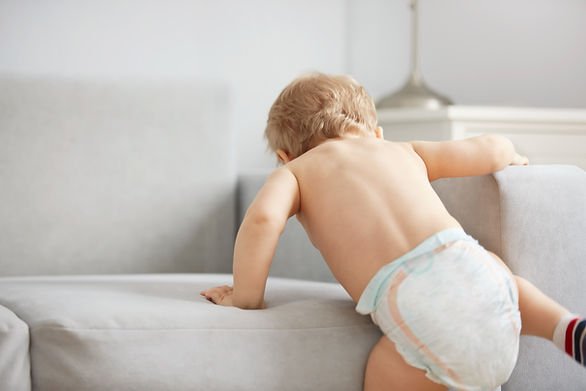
[433,165,586,390]
[0,305,31,391]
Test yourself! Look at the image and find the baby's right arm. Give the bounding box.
[201,166,300,309]
[409,134,528,181]
[231,166,300,309]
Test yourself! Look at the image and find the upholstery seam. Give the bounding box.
[492,173,504,257]
[30,324,375,332]
[0,301,31,332]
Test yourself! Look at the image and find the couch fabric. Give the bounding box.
[0,76,235,276]
[0,305,30,391]
[0,274,380,391]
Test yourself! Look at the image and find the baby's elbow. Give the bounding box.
[244,208,287,234]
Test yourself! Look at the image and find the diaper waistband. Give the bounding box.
[355,227,477,315]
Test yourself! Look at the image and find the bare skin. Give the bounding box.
[202,131,569,390]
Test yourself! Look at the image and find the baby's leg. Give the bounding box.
[488,251,585,366]
[514,275,569,339]
[364,336,447,391]
[486,251,569,339]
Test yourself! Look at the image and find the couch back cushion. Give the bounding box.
[0,76,235,276]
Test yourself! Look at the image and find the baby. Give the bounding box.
[201,73,586,390]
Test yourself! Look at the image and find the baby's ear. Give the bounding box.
[276,149,293,164]
[374,126,384,139]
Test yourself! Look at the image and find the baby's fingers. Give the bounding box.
[510,152,529,166]
[200,286,232,304]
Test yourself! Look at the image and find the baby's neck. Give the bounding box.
[314,133,366,147]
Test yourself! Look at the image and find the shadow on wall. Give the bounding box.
[172,189,235,275]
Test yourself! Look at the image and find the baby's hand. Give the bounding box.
[200,285,234,307]
[510,152,529,166]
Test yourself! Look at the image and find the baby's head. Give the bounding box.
[265,73,379,163]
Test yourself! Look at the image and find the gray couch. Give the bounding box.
[1,77,585,391]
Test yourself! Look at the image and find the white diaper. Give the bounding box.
[356,228,521,391]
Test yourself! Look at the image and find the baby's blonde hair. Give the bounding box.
[265,73,377,158]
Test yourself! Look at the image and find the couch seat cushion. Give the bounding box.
[0,274,380,391]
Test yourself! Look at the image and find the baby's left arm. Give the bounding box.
[201,166,300,309]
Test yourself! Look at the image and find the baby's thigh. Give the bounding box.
[364,336,447,391]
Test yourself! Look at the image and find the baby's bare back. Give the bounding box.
[287,137,461,302]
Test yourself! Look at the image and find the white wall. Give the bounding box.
[1,0,585,172]
[0,0,348,171]
[350,0,586,108]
